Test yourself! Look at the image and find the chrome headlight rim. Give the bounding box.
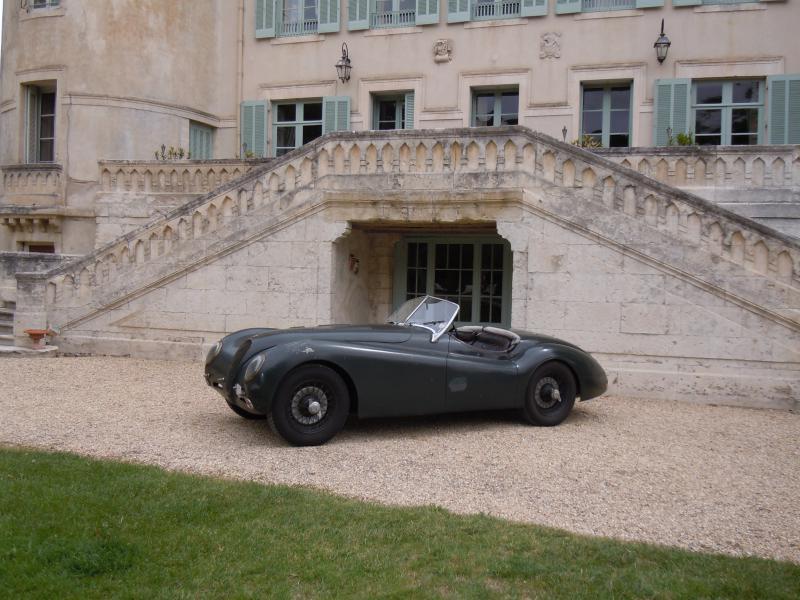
[243,353,266,383]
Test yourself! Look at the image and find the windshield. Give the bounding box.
[386,296,460,342]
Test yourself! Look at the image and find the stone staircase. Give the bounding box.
[0,300,14,346]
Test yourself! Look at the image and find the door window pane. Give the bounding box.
[472,90,518,127]
[303,102,322,121]
[272,100,323,156]
[696,82,723,105]
[583,88,603,111]
[732,80,759,104]
[692,80,764,145]
[581,83,631,147]
[582,112,602,135]
[276,104,296,122]
[302,124,322,144]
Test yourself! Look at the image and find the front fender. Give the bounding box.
[516,343,607,401]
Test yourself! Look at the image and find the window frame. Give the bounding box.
[580,82,633,148]
[471,88,519,128]
[692,79,764,146]
[271,99,324,157]
[371,94,406,130]
[24,83,57,164]
[393,235,513,328]
[280,0,319,36]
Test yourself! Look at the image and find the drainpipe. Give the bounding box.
[236,0,245,154]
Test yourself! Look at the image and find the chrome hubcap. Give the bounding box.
[534,377,562,409]
[291,385,328,425]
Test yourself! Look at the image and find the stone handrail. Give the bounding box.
[98,159,266,196]
[1,164,64,205]
[19,127,800,329]
[594,145,800,190]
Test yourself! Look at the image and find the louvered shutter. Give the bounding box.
[319,0,340,33]
[417,0,439,24]
[447,0,470,23]
[521,0,547,17]
[634,0,663,7]
[241,101,268,158]
[653,79,691,147]
[672,0,700,5]
[323,96,351,134]
[404,92,415,129]
[26,87,40,163]
[768,75,800,145]
[554,0,580,14]
[255,0,276,38]
[348,0,369,30]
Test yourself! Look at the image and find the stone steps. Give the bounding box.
[0,301,15,346]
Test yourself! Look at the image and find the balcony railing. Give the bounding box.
[701,0,757,4]
[581,0,635,12]
[279,19,318,37]
[370,10,416,28]
[471,0,521,19]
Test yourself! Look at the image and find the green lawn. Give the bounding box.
[1,448,798,599]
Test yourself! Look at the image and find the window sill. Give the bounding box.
[270,34,325,45]
[19,7,65,21]
[573,9,644,20]
[463,18,526,29]
[693,3,765,13]
[363,26,424,36]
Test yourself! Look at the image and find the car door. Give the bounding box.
[445,333,520,412]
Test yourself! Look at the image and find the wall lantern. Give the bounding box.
[654,19,671,64]
[335,43,352,83]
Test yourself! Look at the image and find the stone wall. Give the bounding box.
[0,252,74,304]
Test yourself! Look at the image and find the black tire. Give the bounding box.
[225,400,266,420]
[521,362,577,427]
[268,364,350,446]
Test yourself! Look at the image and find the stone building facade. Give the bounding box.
[1,0,798,407]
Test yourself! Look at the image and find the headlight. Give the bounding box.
[244,353,266,383]
[206,341,222,364]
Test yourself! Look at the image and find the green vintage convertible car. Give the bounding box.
[205,295,607,446]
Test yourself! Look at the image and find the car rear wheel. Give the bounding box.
[268,364,350,446]
[521,362,576,426]
[225,400,266,420]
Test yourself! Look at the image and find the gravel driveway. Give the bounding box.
[1,356,798,563]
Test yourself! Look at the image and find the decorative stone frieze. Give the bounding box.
[433,39,453,63]
[539,33,561,59]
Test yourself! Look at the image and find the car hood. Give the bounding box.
[251,324,413,345]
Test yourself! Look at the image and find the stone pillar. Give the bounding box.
[14,273,49,348]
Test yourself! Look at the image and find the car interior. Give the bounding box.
[453,325,521,352]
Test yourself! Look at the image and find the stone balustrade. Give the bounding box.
[98,159,264,196]
[17,127,800,338]
[1,164,64,206]
[594,146,800,191]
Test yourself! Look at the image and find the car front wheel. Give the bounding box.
[269,364,350,446]
[521,362,576,426]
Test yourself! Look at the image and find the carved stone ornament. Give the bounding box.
[433,39,453,64]
[539,32,562,60]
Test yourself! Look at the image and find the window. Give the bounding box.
[281,0,318,36]
[372,92,414,130]
[472,0,522,20]
[28,0,60,9]
[395,237,512,326]
[24,84,56,163]
[693,80,763,146]
[472,89,518,127]
[189,122,214,160]
[272,100,323,156]
[581,83,631,147]
[372,0,416,28]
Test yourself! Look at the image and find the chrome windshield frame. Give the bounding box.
[388,296,460,343]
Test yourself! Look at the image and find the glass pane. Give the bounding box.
[434,270,460,295]
[696,135,721,146]
[304,0,318,19]
[302,124,322,144]
[582,111,602,135]
[582,88,603,111]
[491,244,503,269]
[731,108,758,134]
[408,243,419,267]
[276,104,296,122]
[399,0,415,9]
[303,102,322,121]
[406,270,416,294]
[39,140,54,162]
[609,134,629,148]
[480,299,490,323]
[500,92,518,114]
[500,115,518,126]
[695,109,721,134]
[610,87,631,110]
[378,100,396,122]
[39,116,55,138]
[418,242,427,267]
[448,244,460,268]
[474,116,492,127]
[435,244,447,269]
[461,244,474,268]
[460,299,472,322]
[732,80,759,104]
[731,134,759,146]
[475,94,495,117]
[696,82,723,105]
[375,0,392,11]
[40,92,56,114]
[276,126,296,148]
[610,110,629,134]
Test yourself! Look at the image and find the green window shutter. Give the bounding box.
[323,96,351,134]
[447,0,470,23]
[404,92,415,129]
[319,0,340,33]
[417,0,440,24]
[521,0,548,17]
[634,0,663,7]
[25,86,40,163]
[348,0,369,30]
[653,79,691,147]
[255,0,276,38]
[555,0,581,14]
[190,123,214,160]
[768,74,800,145]
[241,101,267,158]
[671,0,701,5]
